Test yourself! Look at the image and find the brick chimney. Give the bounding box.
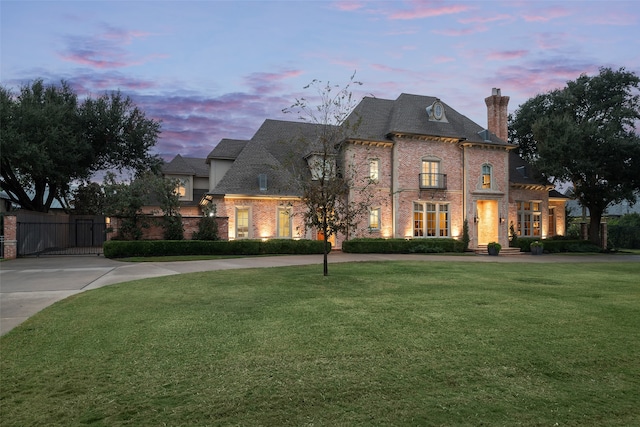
[484,88,510,141]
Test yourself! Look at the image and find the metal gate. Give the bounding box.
[17,216,106,256]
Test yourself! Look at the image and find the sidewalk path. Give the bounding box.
[1,252,638,335]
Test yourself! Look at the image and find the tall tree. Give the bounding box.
[509,67,640,245]
[283,73,372,276]
[0,79,161,212]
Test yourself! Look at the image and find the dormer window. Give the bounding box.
[426,99,448,122]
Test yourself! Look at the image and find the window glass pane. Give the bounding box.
[237,208,249,239]
[277,208,291,238]
[369,208,380,230]
[439,204,449,237]
[413,204,424,237]
[482,165,491,189]
[369,159,379,181]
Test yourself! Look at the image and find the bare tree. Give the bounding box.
[283,73,373,276]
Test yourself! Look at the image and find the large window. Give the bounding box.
[421,159,441,188]
[482,164,492,189]
[517,201,541,237]
[277,207,292,238]
[414,202,449,237]
[236,208,249,239]
[369,207,381,230]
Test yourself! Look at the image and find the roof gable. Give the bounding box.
[162,154,208,177]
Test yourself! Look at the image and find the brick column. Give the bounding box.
[3,215,17,259]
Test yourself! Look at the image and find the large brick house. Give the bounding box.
[163,89,566,248]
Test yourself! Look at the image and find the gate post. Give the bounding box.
[3,215,17,259]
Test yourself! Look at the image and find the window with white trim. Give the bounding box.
[369,207,381,230]
[517,201,541,237]
[414,202,449,237]
[236,207,250,239]
[277,206,292,238]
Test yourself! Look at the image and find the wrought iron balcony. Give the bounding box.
[419,173,447,190]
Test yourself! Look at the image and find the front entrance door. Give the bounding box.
[476,200,498,245]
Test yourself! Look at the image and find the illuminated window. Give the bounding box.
[482,164,492,189]
[414,202,449,237]
[277,207,292,238]
[421,159,444,188]
[369,159,379,182]
[369,208,380,230]
[517,201,541,237]
[236,208,249,239]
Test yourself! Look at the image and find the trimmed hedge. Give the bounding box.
[512,237,601,253]
[341,238,465,254]
[103,239,325,258]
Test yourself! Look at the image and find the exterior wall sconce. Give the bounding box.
[500,217,505,224]
[474,216,478,223]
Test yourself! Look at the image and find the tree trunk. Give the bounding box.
[588,207,603,247]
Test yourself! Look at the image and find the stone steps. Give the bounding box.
[473,246,523,256]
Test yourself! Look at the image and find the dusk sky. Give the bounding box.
[2,0,639,161]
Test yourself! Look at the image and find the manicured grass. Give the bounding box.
[2,261,639,426]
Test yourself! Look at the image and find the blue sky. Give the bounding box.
[2,0,639,161]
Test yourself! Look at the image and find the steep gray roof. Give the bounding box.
[350,94,508,146]
[509,151,551,188]
[210,120,324,196]
[162,155,208,177]
[207,139,249,160]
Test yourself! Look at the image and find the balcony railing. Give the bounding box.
[419,173,447,190]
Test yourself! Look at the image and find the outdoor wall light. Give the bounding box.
[500,217,505,224]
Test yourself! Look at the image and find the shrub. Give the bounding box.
[192,215,219,241]
[608,213,640,249]
[103,239,324,258]
[162,215,184,241]
[341,238,464,254]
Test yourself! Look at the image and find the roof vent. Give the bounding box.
[258,174,267,192]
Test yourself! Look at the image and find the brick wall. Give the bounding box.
[2,215,17,259]
[107,215,228,241]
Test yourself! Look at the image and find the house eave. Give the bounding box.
[387,131,464,144]
[201,193,302,204]
[510,182,554,191]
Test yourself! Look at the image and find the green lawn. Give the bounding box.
[2,261,639,426]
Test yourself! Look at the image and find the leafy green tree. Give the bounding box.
[102,172,153,240]
[0,79,161,212]
[283,73,372,276]
[152,176,184,240]
[192,201,219,240]
[509,67,640,246]
[72,182,105,215]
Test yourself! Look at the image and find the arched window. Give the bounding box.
[482,164,492,189]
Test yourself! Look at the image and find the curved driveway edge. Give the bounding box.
[2,252,638,335]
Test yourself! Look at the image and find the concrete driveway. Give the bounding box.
[2,252,638,335]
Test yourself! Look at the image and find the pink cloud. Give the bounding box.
[458,14,513,24]
[59,25,165,69]
[522,7,571,23]
[389,2,471,20]
[432,26,487,36]
[585,12,638,26]
[331,1,366,12]
[487,50,529,61]
[434,56,455,63]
